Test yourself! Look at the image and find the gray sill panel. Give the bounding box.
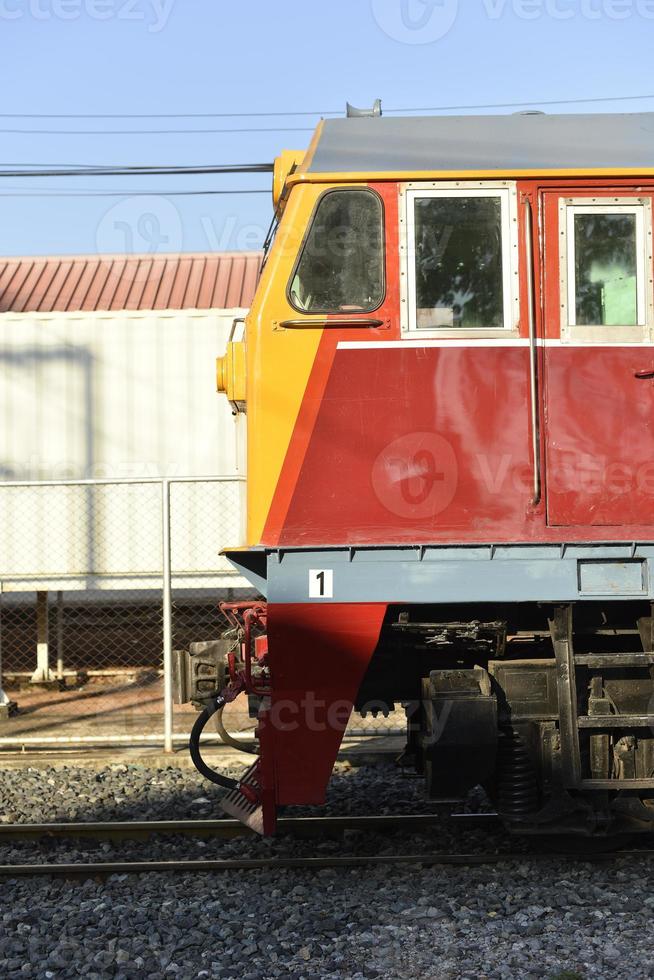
[578,559,648,596]
[260,545,654,604]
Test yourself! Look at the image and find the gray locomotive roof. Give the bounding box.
[306,113,654,174]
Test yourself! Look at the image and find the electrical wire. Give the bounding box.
[0,163,274,178]
[0,162,115,168]
[389,94,654,113]
[4,92,653,183]
[2,92,654,119]
[0,126,314,136]
[0,189,270,197]
[0,110,341,120]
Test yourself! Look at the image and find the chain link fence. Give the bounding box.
[0,477,399,750]
[0,478,254,747]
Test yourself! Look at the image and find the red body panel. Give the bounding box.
[280,345,536,544]
[545,347,654,525]
[274,342,654,543]
[261,603,387,805]
[540,188,654,527]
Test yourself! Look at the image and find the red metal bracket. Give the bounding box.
[220,601,269,696]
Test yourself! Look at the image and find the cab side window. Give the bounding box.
[289,189,384,314]
[562,199,652,341]
[404,185,518,336]
[573,212,639,326]
[414,196,504,330]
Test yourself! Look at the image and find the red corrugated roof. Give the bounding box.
[0,251,263,313]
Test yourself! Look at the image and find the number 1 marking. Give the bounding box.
[309,569,334,599]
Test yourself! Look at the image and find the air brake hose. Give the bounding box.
[189,694,239,790]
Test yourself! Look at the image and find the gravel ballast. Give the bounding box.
[0,761,438,824]
[0,761,652,979]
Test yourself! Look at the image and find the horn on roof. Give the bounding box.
[346,99,382,118]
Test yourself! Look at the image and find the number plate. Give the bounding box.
[309,569,334,599]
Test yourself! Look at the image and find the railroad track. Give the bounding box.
[0,812,498,842]
[0,812,500,879]
[0,813,652,878]
[1,846,652,879]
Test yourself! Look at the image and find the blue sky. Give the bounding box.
[1,0,653,256]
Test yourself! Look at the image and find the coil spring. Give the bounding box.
[497,728,539,820]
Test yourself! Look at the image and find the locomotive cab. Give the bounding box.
[183,110,654,837]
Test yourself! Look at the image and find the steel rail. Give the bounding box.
[0,848,647,879]
[0,813,499,842]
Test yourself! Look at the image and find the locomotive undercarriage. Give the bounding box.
[178,594,654,837]
[361,601,654,836]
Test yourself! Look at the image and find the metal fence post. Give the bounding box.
[56,591,65,682]
[0,587,7,707]
[162,479,174,753]
[0,585,17,721]
[31,590,52,684]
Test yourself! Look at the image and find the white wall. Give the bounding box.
[0,308,245,480]
[0,308,249,591]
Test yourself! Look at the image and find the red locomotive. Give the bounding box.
[179,109,654,837]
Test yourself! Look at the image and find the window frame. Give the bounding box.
[400,181,520,339]
[559,196,654,344]
[286,186,386,316]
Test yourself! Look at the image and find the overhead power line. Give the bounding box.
[0,110,341,120]
[0,163,274,178]
[5,88,654,179]
[0,126,314,136]
[1,92,654,121]
[0,162,114,168]
[0,188,271,197]
[390,94,654,113]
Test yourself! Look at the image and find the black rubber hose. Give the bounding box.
[189,695,239,790]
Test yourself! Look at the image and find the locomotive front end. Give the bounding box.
[178,109,654,838]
